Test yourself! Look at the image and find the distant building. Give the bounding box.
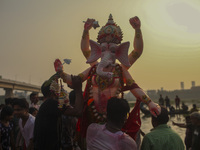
[148,84,200,102]
[191,81,195,87]
[180,82,184,90]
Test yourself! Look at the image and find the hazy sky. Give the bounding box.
[0,0,200,92]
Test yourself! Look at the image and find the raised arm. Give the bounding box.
[123,16,143,69]
[122,67,160,117]
[54,57,91,85]
[81,18,98,66]
[63,75,84,116]
[59,72,72,85]
[59,66,91,86]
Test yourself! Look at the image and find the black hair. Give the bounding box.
[69,90,75,105]
[190,112,200,121]
[30,92,38,99]
[41,80,54,98]
[29,107,38,115]
[5,98,13,105]
[0,106,14,120]
[0,104,5,110]
[152,106,169,125]
[193,104,197,108]
[12,98,29,110]
[107,97,130,124]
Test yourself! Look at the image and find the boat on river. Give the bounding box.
[140,102,190,116]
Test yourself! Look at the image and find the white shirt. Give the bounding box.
[19,114,35,147]
[86,123,137,150]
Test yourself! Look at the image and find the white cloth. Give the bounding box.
[86,123,137,150]
[19,114,35,147]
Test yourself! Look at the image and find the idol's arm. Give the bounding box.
[122,67,160,117]
[122,67,151,104]
[122,16,143,69]
[81,18,98,66]
[60,67,92,86]
[77,67,92,81]
[129,28,143,65]
[59,72,72,85]
[81,29,90,59]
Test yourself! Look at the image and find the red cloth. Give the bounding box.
[78,77,91,137]
[23,141,26,150]
[122,100,141,140]
[76,118,81,132]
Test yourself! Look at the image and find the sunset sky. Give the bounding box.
[0,0,200,92]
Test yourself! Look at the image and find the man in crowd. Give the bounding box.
[29,92,40,110]
[172,116,194,150]
[13,98,35,150]
[140,106,184,150]
[86,97,137,150]
[165,96,170,110]
[190,112,200,150]
[61,90,80,150]
[34,75,83,150]
[190,104,199,113]
[175,95,181,110]
[159,94,164,106]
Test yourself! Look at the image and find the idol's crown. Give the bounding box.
[97,14,123,44]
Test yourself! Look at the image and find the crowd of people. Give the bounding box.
[0,75,199,150]
[159,94,182,110]
[0,75,84,150]
[158,94,200,150]
[158,94,199,114]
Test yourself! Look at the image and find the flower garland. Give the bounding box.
[84,64,124,123]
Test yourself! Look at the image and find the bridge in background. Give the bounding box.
[0,78,41,98]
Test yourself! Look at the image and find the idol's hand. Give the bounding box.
[148,101,161,117]
[129,16,141,29]
[54,59,63,72]
[84,18,95,31]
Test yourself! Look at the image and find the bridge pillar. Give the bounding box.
[4,88,14,98]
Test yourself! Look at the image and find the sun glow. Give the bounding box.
[134,0,200,45]
[0,0,200,90]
